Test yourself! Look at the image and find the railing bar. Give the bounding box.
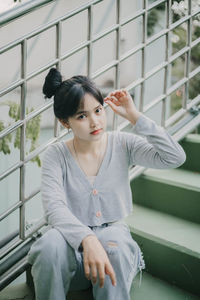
[145,61,167,79]
[120,43,145,62]
[0,0,55,28]
[120,9,145,27]
[112,0,121,130]
[0,202,22,222]
[140,0,147,113]
[0,121,22,139]
[169,45,190,63]
[92,60,119,79]
[189,65,200,79]
[126,78,144,91]
[0,162,23,182]
[167,77,188,95]
[0,79,24,97]
[165,108,187,127]
[0,102,53,140]
[0,128,68,182]
[0,186,41,222]
[144,94,166,113]
[0,240,23,261]
[191,36,200,48]
[87,5,93,77]
[148,0,166,10]
[92,24,119,43]
[184,1,192,110]
[24,218,47,239]
[19,38,27,240]
[187,94,200,110]
[54,21,62,138]
[1,3,199,57]
[0,187,41,223]
[173,113,200,141]
[25,188,40,203]
[0,0,102,55]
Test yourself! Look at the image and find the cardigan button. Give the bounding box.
[96,211,101,217]
[92,189,98,195]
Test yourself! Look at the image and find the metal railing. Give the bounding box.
[0,0,200,287]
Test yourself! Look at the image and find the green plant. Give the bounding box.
[0,101,41,167]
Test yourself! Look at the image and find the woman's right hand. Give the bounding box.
[82,235,117,288]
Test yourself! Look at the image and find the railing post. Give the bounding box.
[19,39,27,240]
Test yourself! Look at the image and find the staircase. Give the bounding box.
[1,132,200,300]
[125,130,200,299]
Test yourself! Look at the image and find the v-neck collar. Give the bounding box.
[61,132,111,188]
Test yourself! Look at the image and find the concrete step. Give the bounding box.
[0,271,199,300]
[179,134,200,172]
[125,204,200,296]
[131,168,200,223]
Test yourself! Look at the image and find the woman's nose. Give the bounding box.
[89,115,98,127]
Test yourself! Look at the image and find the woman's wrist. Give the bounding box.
[127,110,142,125]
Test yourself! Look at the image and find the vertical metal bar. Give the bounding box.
[19,39,27,240]
[184,0,192,109]
[55,21,62,137]
[140,0,147,113]
[112,0,121,130]
[87,5,93,77]
[162,0,171,127]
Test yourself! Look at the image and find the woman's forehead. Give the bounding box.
[79,93,100,110]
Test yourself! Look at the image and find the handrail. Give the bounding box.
[0,0,55,27]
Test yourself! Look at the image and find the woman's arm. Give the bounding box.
[41,144,116,287]
[104,90,186,169]
[41,144,96,251]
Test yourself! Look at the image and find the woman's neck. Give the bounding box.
[73,133,107,155]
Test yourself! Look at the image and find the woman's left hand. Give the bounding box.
[104,89,141,125]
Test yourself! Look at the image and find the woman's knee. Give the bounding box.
[27,228,72,266]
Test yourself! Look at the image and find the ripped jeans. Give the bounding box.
[27,220,145,300]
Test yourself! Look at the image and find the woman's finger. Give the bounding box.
[90,263,98,284]
[105,262,117,287]
[97,263,105,288]
[104,99,118,111]
[83,259,91,280]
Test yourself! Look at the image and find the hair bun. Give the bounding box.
[43,68,62,98]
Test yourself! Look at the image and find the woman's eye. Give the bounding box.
[78,114,86,120]
[96,107,102,113]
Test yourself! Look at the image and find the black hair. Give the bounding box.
[42,68,104,121]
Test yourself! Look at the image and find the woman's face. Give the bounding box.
[64,93,107,142]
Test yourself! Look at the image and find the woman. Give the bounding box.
[27,68,186,300]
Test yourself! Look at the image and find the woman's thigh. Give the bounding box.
[94,222,144,285]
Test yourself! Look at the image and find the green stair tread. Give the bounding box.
[183,134,200,143]
[141,168,200,191]
[131,271,199,300]
[0,274,199,300]
[125,204,200,257]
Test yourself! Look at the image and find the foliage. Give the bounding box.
[0,101,41,167]
[148,1,200,116]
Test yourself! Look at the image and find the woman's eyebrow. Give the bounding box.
[75,105,101,115]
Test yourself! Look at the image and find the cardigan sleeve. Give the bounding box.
[41,144,96,251]
[118,114,186,169]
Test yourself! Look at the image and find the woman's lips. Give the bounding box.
[90,129,102,135]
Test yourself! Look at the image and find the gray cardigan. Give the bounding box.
[41,114,186,251]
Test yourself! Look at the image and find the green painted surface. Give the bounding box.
[179,133,200,172]
[125,204,200,256]
[1,272,199,300]
[131,169,200,223]
[125,205,200,295]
